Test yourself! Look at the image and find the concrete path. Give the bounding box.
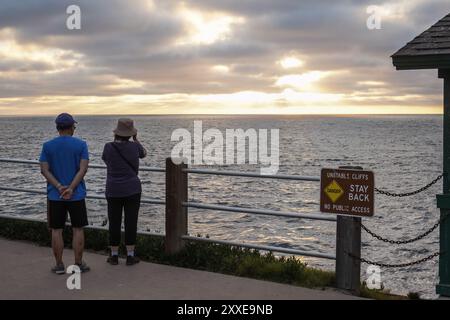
[0,238,360,300]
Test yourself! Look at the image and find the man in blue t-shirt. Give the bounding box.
[39,113,90,274]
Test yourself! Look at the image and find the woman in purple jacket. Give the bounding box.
[102,118,147,266]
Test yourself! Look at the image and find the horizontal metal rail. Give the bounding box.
[0,187,165,205]
[182,235,335,260]
[0,214,164,238]
[0,158,165,173]
[184,201,336,222]
[184,168,320,182]
[0,158,321,181]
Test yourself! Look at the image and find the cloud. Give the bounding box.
[0,0,448,114]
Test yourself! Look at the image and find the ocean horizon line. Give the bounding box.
[0,113,443,118]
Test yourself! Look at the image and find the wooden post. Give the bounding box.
[437,69,450,296]
[165,158,188,254]
[336,216,361,294]
[334,165,362,293]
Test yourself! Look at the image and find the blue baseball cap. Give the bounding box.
[55,113,77,126]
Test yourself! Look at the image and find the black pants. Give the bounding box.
[107,193,141,247]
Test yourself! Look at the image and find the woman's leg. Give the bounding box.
[124,193,141,254]
[107,197,124,254]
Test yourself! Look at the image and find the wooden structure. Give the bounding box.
[392,13,450,296]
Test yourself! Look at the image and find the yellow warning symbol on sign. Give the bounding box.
[324,180,344,203]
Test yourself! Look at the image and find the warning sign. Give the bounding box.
[324,180,344,203]
[320,168,374,217]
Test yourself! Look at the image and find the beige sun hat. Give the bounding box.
[113,118,137,137]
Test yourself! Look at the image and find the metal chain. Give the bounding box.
[349,252,442,268]
[348,174,445,268]
[375,174,444,197]
[361,216,446,244]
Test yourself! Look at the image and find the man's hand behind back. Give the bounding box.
[60,187,74,200]
[57,185,67,194]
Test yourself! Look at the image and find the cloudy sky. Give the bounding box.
[0,0,449,115]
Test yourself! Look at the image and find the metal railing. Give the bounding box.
[0,157,319,180]
[0,158,164,173]
[183,167,320,182]
[181,235,335,260]
[0,186,165,205]
[163,160,339,262]
[184,202,336,222]
[0,157,335,260]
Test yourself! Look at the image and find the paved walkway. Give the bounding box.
[0,238,361,300]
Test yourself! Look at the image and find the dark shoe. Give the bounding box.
[126,255,140,266]
[107,255,119,265]
[51,263,65,275]
[75,261,90,273]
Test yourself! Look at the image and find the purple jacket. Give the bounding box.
[102,141,147,198]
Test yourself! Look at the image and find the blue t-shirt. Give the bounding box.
[39,136,89,201]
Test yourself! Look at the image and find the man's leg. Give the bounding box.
[52,229,64,265]
[72,228,84,265]
[48,200,66,268]
[67,200,89,270]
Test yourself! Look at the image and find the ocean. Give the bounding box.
[0,114,443,298]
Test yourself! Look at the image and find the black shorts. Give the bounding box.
[47,199,88,229]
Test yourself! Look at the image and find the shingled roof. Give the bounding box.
[392,13,450,70]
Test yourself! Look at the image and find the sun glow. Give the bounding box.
[104,78,146,90]
[278,56,304,69]
[176,6,245,45]
[275,71,330,91]
[211,65,230,73]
